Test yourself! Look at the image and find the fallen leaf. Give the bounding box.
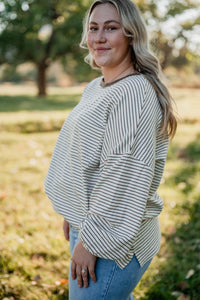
[55,278,69,285]
[167,226,176,235]
[59,289,65,295]
[18,262,23,267]
[0,193,6,200]
[17,238,25,244]
[178,182,187,190]
[171,291,183,297]
[31,253,45,261]
[0,274,9,278]
[60,278,69,284]
[178,295,190,300]
[28,140,38,148]
[177,281,189,291]
[29,158,37,165]
[196,264,200,270]
[41,283,56,289]
[35,149,42,157]
[10,168,18,174]
[185,269,195,279]
[170,201,176,208]
[174,237,181,244]
[33,274,42,282]
[177,150,188,159]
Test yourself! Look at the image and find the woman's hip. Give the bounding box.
[68,225,151,300]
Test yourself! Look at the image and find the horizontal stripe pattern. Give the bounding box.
[44,74,169,268]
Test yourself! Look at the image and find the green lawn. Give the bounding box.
[0,86,200,300]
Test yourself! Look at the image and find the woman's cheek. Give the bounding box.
[87,34,93,48]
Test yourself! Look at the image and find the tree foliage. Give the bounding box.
[0,0,199,94]
[0,0,90,94]
[135,0,200,69]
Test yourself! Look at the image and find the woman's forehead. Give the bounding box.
[89,3,121,24]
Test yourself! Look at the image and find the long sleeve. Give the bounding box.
[78,79,163,269]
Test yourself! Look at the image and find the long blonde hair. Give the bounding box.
[80,0,177,139]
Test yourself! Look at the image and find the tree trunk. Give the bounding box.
[161,44,173,70]
[37,62,48,96]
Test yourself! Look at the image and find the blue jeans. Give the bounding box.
[68,225,152,300]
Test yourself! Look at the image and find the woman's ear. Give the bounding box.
[128,36,133,45]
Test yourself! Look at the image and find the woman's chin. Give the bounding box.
[94,58,110,69]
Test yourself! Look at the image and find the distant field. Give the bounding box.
[0,83,85,96]
[0,85,200,300]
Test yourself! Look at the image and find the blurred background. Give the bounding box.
[0,1,200,299]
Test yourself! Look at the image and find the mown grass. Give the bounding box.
[0,86,200,300]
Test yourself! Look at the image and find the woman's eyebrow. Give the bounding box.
[89,20,121,25]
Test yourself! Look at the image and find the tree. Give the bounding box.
[0,0,90,95]
[0,0,199,93]
[135,0,200,69]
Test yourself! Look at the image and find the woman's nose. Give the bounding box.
[95,29,106,43]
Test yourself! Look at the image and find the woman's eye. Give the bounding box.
[89,26,117,32]
[107,26,117,31]
[89,27,98,31]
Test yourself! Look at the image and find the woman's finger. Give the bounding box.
[71,260,76,280]
[76,264,83,288]
[81,267,89,288]
[88,264,97,283]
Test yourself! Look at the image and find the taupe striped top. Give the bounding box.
[44,74,169,269]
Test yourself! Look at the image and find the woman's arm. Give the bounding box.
[63,219,97,288]
[78,79,166,268]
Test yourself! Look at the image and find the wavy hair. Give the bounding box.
[80,0,177,139]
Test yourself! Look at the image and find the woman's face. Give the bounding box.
[87,3,132,71]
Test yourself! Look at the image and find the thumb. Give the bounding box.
[63,219,70,241]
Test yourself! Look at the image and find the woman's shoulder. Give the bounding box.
[82,74,156,103]
[111,74,155,102]
[123,74,158,103]
[112,74,160,115]
[120,74,154,94]
[103,74,149,99]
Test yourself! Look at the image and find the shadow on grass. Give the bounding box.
[143,198,200,300]
[0,94,81,112]
[142,135,200,300]
[168,133,200,195]
[0,118,66,133]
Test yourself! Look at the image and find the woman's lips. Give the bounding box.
[95,48,110,53]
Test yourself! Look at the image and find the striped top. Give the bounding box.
[44,74,169,269]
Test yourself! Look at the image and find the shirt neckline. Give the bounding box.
[100,72,141,88]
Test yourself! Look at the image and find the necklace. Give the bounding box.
[100,72,140,88]
[101,66,140,88]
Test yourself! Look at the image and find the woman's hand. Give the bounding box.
[71,241,97,288]
[63,219,70,241]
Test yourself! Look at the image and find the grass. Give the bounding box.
[0,84,200,299]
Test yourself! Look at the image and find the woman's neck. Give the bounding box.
[102,64,136,84]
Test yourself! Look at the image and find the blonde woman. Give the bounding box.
[44,0,177,299]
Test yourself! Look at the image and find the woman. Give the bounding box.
[44,0,177,299]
